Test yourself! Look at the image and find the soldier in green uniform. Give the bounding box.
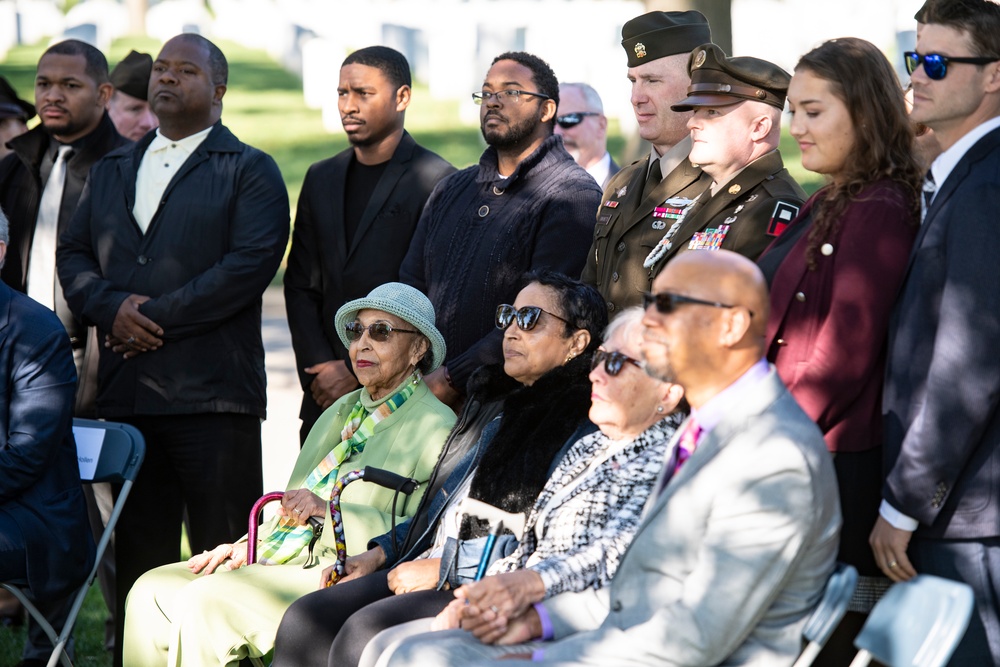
[581,10,713,315]
[642,43,806,279]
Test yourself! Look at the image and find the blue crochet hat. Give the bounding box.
[335,283,446,372]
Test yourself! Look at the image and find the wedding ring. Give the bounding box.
[888,560,898,569]
[293,508,302,514]
[490,605,500,614]
[127,336,136,344]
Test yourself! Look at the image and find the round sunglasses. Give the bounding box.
[591,349,643,376]
[345,321,420,342]
[904,51,999,81]
[495,304,570,331]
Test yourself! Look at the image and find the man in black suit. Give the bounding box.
[284,46,454,441]
[554,83,618,188]
[872,1,1000,663]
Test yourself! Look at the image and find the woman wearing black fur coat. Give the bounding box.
[273,271,607,667]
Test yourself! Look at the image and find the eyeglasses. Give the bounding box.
[345,321,420,342]
[642,291,752,317]
[590,349,643,376]
[495,304,570,331]
[904,51,999,81]
[556,112,600,129]
[472,90,552,105]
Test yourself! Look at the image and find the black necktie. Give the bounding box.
[641,158,663,204]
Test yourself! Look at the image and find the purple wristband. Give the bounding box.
[531,649,546,661]
[533,602,554,640]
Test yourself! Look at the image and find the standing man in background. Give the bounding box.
[57,34,289,665]
[107,49,158,142]
[0,76,34,161]
[554,82,618,187]
[284,45,454,442]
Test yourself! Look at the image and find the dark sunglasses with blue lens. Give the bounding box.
[904,51,999,81]
[556,111,601,129]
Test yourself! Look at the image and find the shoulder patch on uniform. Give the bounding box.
[767,201,800,237]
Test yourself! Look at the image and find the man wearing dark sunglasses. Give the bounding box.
[875,2,1000,663]
[582,11,714,317]
[554,83,619,188]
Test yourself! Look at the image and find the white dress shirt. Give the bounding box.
[133,126,213,233]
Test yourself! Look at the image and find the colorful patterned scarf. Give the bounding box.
[255,376,418,565]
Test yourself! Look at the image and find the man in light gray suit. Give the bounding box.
[871,1,1000,663]
[381,250,840,667]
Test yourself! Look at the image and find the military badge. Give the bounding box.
[634,42,647,59]
[693,50,707,68]
[617,185,628,198]
[766,201,801,237]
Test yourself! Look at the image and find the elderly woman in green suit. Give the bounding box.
[122,283,457,667]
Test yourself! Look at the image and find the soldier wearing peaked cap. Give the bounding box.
[640,42,806,279]
[107,50,158,141]
[582,10,714,315]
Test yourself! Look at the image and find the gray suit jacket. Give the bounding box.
[883,125,1000,539]
[537,369,841,666]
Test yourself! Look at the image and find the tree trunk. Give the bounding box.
[125,0,148,36]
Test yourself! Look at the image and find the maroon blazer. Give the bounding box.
[761,180,917,453]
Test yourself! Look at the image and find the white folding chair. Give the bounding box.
[2,418,145,667]
[793,562,859,667]
[848,574,974,667]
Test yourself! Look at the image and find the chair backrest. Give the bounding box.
[72,418,145,485]
[804,562,858,646]
[854,574,974,667]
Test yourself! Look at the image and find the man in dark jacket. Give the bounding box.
[284,46,454,442]
[0,207,94,667]
[56,34,289,665]
[400,51,601,409]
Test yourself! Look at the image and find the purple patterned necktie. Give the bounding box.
[674,418,702,474]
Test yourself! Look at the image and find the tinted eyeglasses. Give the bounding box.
[556,112,601,129]
[472,90,552,105]
[591,349,643,376]
[345,321,420,342]
[904,51,1000,81]
[495,304,570,332]
[642,291,752,317]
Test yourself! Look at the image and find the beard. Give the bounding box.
[641,341,677,384]
[481,107,541,150]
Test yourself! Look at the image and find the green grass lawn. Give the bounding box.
[0,35,823,667]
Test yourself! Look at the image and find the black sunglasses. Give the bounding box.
[556,112,600,129]
[345,321,420,342]
[591,349,643,376]
[904,51,999,81]
[642,291,752,317]
[495,304,570,332]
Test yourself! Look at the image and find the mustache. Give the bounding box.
[40,104,68,113]
[484,110,506,123]
[341,115,364,125]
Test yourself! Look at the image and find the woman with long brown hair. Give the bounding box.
[756,36,922,664]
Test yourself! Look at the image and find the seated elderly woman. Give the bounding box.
[358,306,687,666]
[121,283,457,667]
[271,271,608,667]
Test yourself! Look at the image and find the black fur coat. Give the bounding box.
[461,354,594,539]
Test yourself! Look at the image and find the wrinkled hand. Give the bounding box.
[187,542,248,575]
[110,294,163,358]
[870,515,917,582]
[459,570,545,621]
[306,360,359,410]
[322,546,387,587]
[460,598,540,646]
[386,557,441,595]
[275,488,327,526]
[424,367,462,413]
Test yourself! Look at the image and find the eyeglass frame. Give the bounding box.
[344,320,421,343]
[590,348,643,376]
[495,304,570,332]
[904,51,1000,81]
[472,89,553,105]
[556,111,601,129]
[642,291,754,318]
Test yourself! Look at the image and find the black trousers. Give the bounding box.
[111,412,262,667]
[273,570,453,667]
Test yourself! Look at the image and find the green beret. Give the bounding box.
[110,50,153,101]
[0,76,34,121]
[621,11,712,68]
[671,43,790,111]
